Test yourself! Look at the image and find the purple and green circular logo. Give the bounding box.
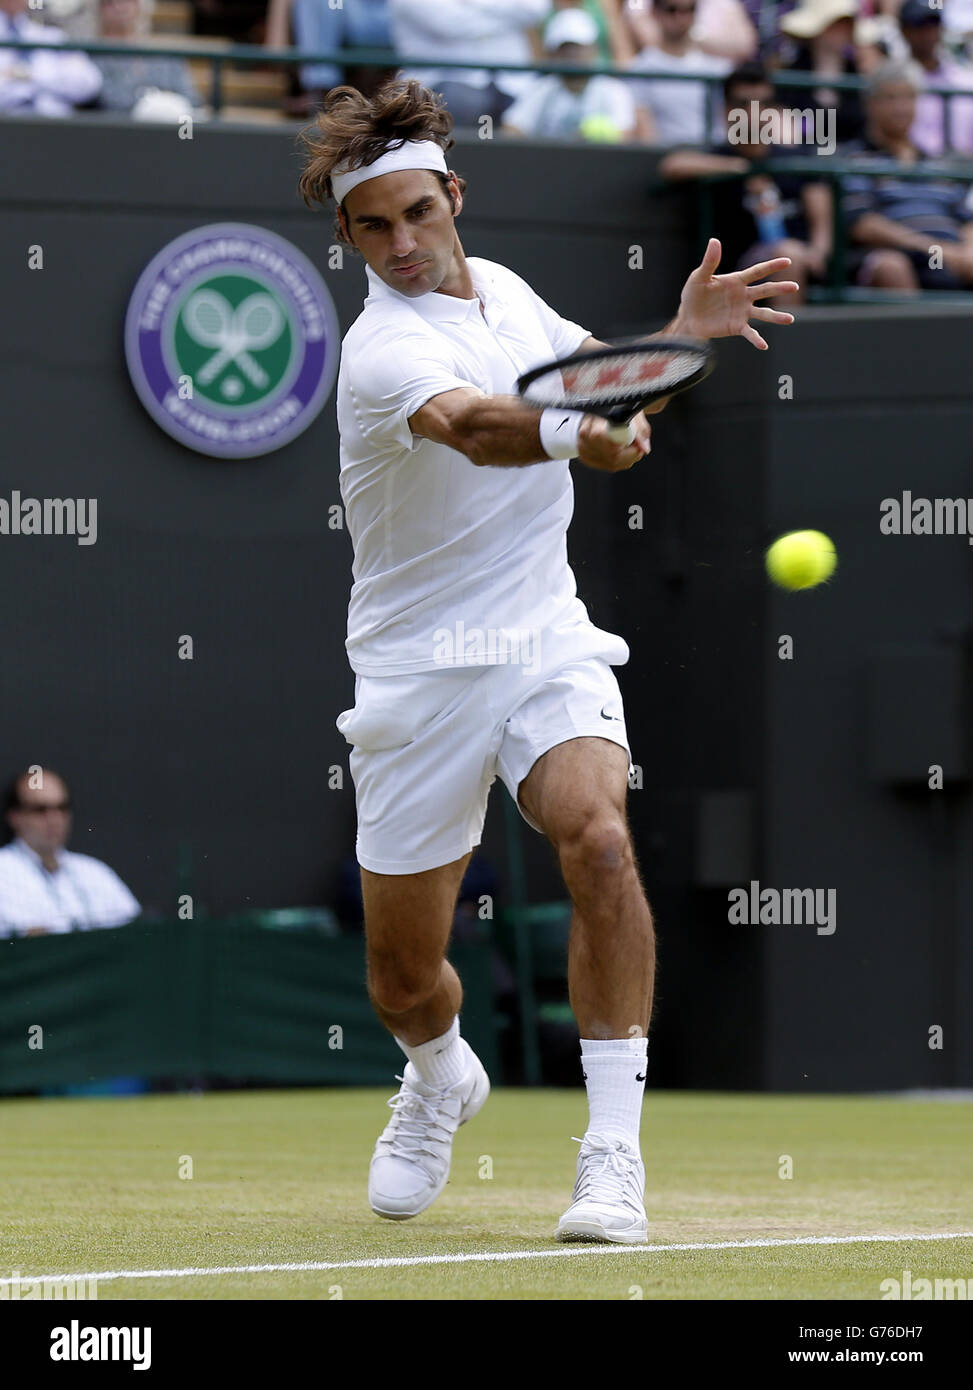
[124,223,339,459]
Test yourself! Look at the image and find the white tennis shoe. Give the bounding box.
[368,1041,490,1220]
[556,1132,649,1244]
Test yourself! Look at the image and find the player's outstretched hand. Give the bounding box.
[676,237,799,351]
[577,411,651,472]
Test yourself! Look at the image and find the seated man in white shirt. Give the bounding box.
[629,0,730,147]
[0,768,140,937]
[503,7,643,141]
[390,0,552,128]
[0,0,102,116]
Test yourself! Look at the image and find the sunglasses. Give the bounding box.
[15,801,72,813]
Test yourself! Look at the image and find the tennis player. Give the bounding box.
[298,80,797,1242]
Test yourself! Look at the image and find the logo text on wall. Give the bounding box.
[125,223,339,459]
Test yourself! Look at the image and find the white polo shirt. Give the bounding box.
[0,838,141,937]
[337,256,596,676]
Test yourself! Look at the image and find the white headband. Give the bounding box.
[331,139,449,206]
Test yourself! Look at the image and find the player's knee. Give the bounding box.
[368,960,439,1016]
[558,813,631,882]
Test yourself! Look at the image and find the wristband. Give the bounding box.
[539,407,586,460]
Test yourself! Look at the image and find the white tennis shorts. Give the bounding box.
[337,618,632,875]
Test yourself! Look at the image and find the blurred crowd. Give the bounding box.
[2,0,972,289]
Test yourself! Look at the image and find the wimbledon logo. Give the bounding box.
[124,223,339,459]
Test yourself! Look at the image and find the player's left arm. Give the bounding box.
[668,236,799,351]
[576,238,797,418]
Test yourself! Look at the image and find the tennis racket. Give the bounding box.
[517,336,716,444]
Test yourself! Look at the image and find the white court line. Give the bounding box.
[4,1231,973,1287]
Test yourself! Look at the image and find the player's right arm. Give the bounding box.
[408,388,651,473]
[347,324,648,473]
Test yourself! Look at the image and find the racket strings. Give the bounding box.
[528,349,705,406]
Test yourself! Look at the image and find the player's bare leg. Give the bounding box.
[519,737,654,1243]
[361,855,491,1220]
[362,856,469,1044]
[517,738,655,1037]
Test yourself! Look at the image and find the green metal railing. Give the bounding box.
[4,34,973,150]
[6,36,973,302]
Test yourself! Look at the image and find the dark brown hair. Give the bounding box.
[3,767,70,844]
[297,79,467,248]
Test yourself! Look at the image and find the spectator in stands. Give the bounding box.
[846,9,913,67]
[389,0,552,129]
[90,0,200,115]
[0,0,102,115]
[547,0,637,64]
[898,0,973,155]
[268,0,392,107]
[503,6,642,140]
[0,768,141,937]
[629,0,732,146]
[624,0,758,62]
[743,0,801,59]
[843,60,973,289]
[46,0,98,43]
[779,0,866,144]
[660,61,833,297]
[943,0,973,52]
[192,0,266,44]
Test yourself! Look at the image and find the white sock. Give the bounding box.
[395,1016,467,1090]
[581,1036,648,1146]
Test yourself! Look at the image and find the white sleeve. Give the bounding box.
[519,279,591,360]
[630,77,655,115]
[346,331,484,453]
[391,0,551,41]
[502,79,547,133]
[0,879,31,935]
[607,78,637,132]
[84,861,141,929]
[29,36,103,106]
[463,0,551,22]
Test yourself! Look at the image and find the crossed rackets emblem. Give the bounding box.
[182,288,286,389]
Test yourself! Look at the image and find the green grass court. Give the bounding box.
[2,1090,971,1300]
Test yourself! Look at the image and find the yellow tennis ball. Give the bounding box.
[579,114,622,143]
[765,530,837,590]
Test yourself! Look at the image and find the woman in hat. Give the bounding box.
[779,0,868,144]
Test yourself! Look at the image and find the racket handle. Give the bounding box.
[607,422,635,445]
